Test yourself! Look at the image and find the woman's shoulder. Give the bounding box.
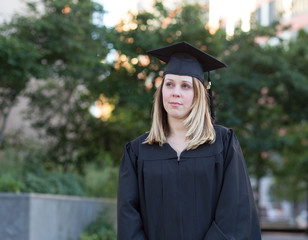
[213,124,237,143]
[130,132,149,144]
[126,132,149,154]
[214,124,232,135]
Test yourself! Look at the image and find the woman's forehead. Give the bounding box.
[164,74,193,82]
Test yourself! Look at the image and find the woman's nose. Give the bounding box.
[172,86,180,97]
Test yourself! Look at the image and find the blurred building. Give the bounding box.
[254,0,308,38]
[208,0,255,35]
[0,0,27,23]
[208,0,308,37]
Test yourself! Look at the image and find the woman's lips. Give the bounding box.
[169,102,182,107]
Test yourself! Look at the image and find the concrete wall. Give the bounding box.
[0,193,116,240]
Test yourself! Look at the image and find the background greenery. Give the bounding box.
[0,133,118,197]
[0,0,308,236]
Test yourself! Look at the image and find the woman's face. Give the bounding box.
[162,74,194,121]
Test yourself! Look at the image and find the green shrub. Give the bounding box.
[0,146,25,176]
[21,172,85,196]
[0,135,119,198]
[0,173,22,193]
[79,210,116,240]
[84,164,119,198]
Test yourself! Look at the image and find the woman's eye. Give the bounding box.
[182,83,191,89]
[165,82,173,87]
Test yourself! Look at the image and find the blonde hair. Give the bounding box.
[144,77,216,149]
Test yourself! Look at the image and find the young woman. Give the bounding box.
[117,41,261,240]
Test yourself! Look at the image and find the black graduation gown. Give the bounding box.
[117,125,261,240]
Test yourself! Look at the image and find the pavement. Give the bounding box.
[262,232,308,240]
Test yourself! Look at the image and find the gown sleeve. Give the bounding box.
[204,129,262,240]
[117,142,147,240]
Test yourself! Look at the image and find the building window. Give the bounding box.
[255,7,262,25]
[269,1,276,24]
[292,0,308,16]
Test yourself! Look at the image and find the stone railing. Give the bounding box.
[0,193,116,240]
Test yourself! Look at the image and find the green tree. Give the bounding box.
[1,0,110,172]
[0,34,42,147]
[270,29,308,221]
[217,22,308,209]
[215,22,288,207]
[281,29,308,122]
[271,123,308,219]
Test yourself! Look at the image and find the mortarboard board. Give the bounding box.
[147,41,227,122]
[147,41,226,83]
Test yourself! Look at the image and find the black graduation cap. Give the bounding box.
[147,41,227,122]
[147,41,226,83]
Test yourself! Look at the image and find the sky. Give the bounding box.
[94,0,255,35]
[94,0,198,27]
[0,0,146,26]
[0,0,256,35]
[95,0,151,27]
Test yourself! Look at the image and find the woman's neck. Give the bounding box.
[167,116,187,139]
[167,116,188,158]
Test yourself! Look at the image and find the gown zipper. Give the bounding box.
[177,154,184,240]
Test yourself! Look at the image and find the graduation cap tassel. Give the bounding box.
[207,72,216,123]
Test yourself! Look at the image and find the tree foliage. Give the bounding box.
[217,23,286,179]
[0,32,43,147]
[216,23,308,206]
[1,0,110,172]
[269,30,308,207]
